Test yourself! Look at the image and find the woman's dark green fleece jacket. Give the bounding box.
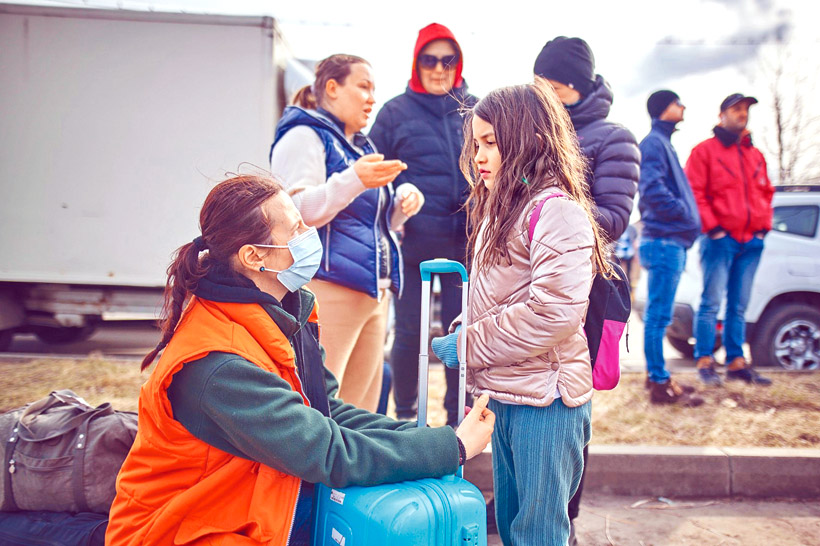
[166,266,460,488]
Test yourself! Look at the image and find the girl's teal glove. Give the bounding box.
[431,325,461,369]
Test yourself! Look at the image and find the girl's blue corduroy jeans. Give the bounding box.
[489,397,591,546]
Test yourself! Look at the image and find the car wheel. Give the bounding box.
[32,325,97,345]
[667,335,695,359]
[750,303,820,370]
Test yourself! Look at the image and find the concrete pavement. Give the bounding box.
[486,492,820,546]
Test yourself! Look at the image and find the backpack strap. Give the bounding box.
[528,192,566,242]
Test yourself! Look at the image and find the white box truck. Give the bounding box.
[0,3,295,349]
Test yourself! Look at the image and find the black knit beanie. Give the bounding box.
[533,37,596,97]
[647,90,680,119]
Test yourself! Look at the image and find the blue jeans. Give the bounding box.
[695,234,764,361]
[490,398,591,546]
[639,238,687,383]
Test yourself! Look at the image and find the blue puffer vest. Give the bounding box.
[271,107,402,299]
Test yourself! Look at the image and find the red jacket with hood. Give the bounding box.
[685,127,774,243]
[408,23,463,93]
[370,23,475,264]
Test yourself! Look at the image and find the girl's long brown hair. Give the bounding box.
[292,54,370,109]
[459,83,612,276]
[141,175,283,370]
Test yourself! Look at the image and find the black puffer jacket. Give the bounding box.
[568,75,640,241]
[370,85,477,264]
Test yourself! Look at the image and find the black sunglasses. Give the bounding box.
[418,53,459,70]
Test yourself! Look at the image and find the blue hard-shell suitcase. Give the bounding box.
[312,259,486,546]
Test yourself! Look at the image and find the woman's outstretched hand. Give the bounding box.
[354,154,407,188]
[455,394,495,460]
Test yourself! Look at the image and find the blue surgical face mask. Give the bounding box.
[256,226,322,292]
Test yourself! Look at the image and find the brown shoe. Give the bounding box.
[726,356,772,385]
[696,356,723,386]
[646,375,695,394]
[669,377,696,394]
[650,380,705,406]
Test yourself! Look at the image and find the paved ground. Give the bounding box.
[487,492,820,545]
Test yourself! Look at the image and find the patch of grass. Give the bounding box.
[0,357,146,413]
[3,358,819,449]
[591,373,820,448]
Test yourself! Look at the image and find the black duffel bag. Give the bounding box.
[1,390,137,514]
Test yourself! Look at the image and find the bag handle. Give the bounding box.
[18,390,114,442]
[528,192,566,242]
[71,417,93,513]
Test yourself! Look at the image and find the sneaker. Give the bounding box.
[670,377,696,394]
[696,356,723,386]
[650,380,705,406]
[726,357,772,386]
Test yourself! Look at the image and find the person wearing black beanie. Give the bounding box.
[533,37,638,242]
[637,90,704,408]
[534,36,640,546]
[647,90,680,119]
[533,37,596,99]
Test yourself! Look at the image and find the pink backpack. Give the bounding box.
[529,194,629,390]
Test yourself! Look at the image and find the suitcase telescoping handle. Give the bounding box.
[418,259,469,431]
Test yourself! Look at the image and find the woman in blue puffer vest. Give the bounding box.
[369,23,477,427]
[270,54,425,411]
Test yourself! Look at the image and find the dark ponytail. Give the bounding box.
[141,175,284,370]
[291,54,370,109]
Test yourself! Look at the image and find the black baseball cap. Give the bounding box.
[720,93,758,111]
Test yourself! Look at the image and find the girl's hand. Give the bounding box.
[431,325,460,368]
[455,394,495,460]
[354,154,407,188]
[396,183,424,217]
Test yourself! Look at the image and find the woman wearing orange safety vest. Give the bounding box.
[105,175,494,546]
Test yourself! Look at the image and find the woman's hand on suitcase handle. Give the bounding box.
[456,394,495,460]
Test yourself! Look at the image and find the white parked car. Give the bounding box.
[633,186,820,370]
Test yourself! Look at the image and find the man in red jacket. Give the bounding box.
[685,93,774,386]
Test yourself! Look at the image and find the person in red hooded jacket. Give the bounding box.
[370,23,477,428]
[685,93,774,387]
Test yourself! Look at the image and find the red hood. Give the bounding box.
[409,23,464,94]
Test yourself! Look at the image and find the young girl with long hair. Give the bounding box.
[432,84,611,545]
[106,175,494,546]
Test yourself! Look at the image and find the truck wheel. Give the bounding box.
[750,303,820,370]
[0,329,12,352]
[33,325,97,345]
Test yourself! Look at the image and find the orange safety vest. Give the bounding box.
[106,297,318,545]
